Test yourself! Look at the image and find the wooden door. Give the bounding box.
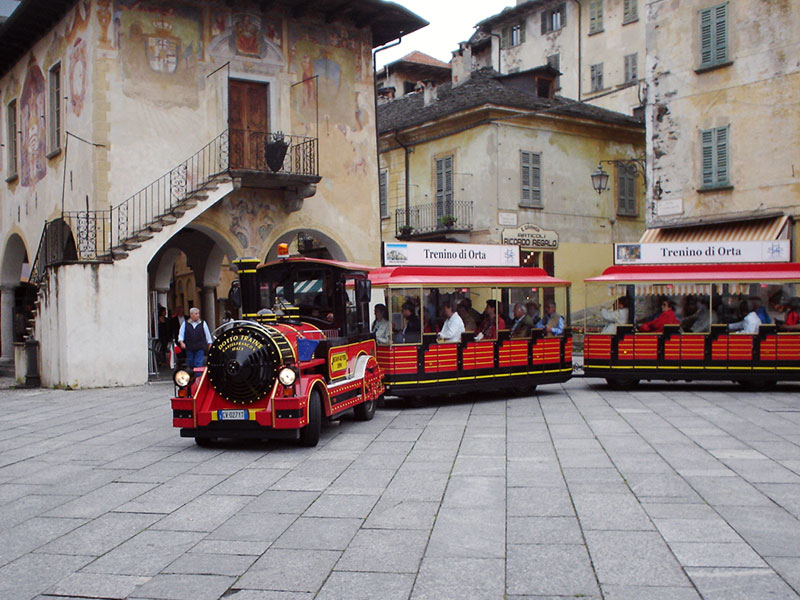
[229,80,269,170]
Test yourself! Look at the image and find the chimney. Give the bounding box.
[423,80,438,106]
[451,42,472,87]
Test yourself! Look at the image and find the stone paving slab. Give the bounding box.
[1,378,800,598]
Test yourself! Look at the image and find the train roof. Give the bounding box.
[586,263,800,283]
[259,256,374,274]
[369,265,570,287]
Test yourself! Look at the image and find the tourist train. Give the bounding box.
[171,240,800,445]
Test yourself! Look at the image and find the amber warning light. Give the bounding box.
[277,243,290,259]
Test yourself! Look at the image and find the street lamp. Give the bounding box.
[590,158,646,194]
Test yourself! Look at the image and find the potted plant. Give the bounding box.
[439,214,457,228]
[398,224,414,236]
[265,131,289,172]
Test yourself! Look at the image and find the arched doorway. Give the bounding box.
[0,233,33,363]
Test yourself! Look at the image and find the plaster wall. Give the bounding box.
[646,0,800,225]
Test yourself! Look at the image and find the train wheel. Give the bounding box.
[354,394,378,421]
[299,390,322,447]
[606,377,639,390]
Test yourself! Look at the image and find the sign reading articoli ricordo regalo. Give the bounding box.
[383,242,520,267]
[614,240,791,265]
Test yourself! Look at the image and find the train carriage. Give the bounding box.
[369,261,573,397]
[170,250,383,446]
[583,262,800,388]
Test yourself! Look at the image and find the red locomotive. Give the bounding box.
[170,248,383,446]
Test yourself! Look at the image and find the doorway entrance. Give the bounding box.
[229,79,269,170]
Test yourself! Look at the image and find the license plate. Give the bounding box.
[218,409,248,420]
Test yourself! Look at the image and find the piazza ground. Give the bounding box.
[1,377,800,599]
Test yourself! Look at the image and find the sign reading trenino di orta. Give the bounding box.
[614,240,790,265]
[382,242,520,267]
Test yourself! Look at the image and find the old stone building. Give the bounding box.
[452,0,645,117]
[377,66,645,311]
[375,51,450,102]
[0,0,425,386]
[645,0,799,251]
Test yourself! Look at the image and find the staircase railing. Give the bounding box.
[112,129,229,248]
[29,130,230,285]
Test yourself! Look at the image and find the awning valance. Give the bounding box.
[640,215,790,243]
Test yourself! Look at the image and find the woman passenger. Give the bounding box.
[639,297,680,332]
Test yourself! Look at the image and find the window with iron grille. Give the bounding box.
[520,151,542,208]
[623,0,638,24]
[698,2,729,70]
[435,155,454,219]
[700,125,730,189]
[6,100,17,178]
[589,0,604,34]
[48,63,62,154]
[541,3,566,33]
[617,164,637,216]
[624,53,638,84]
[379,169,388,218]
[590,63,604,92]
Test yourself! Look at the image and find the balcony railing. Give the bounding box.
[395,200,473,237]
[229,131,318,177]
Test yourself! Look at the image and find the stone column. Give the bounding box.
[0,285,16,359]
[202,286,216,328]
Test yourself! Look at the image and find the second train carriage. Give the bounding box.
[368,264,573,397]
[583,262,800,388]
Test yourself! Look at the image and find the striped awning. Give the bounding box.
[640,215,790,243]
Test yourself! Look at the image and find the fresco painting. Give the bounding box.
[19,58,47,187]
[208,11,283,71]
[210,193,277,254]
[115,0,202,107]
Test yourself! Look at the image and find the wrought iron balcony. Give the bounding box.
[395,200,473,238]
[229,130,320,190]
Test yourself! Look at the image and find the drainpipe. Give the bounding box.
[571,0,582,100]
[393,131,412,227]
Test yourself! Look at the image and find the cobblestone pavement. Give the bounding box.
[2,377,800,599]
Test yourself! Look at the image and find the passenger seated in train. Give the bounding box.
[536,300,565,336]
[395,301,421,343]
[600,296,630,334]
[456,302,477,333]
[509,302,535,338]
[749,295,771,324]
[728,300,762,334]
[780,297,800,331]
[638,297,679,332]
[475,299,505,341]
[681,296,710,333]
[437,300,465,343]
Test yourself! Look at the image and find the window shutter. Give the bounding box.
[623,0,638,23]
[521,151,541,207]
[519,21,526,43]
[435,158,444,211]
[714,3,728,64]
[699,7,713,68]
[521,151,531,204]
[501,27,509,49]
[716,126,729,185]
[589,0,603,33]
[541,11,548,34]
[379,170,388,218]
[530,152,541,206]
[617,165,636,216]
[560,3,566,27]
[701,128,715,186]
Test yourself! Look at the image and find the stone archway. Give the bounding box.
[266,229,347,262]
[0,233,30,360]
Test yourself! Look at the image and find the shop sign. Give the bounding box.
[501,224,559,249]
[614,240,790,265]
[383,242,519,267]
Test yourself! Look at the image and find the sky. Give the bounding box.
[375,0,513,68]
[0,0,18,18]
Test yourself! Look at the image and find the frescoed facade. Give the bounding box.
[0,0,425,387]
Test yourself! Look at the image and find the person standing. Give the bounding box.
[178,307,213,368]
[169,306,186,343]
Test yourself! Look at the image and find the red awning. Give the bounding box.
[370,265,570,287]
[586,263,800,283]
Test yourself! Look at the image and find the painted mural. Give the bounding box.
[209,193,277,255]
[115,0,202,107]
[66,0,90,119]
[19,58,46,187]
[207,10,283,73]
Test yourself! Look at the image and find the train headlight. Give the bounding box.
[278,367,297,387]
[173,368,193,388]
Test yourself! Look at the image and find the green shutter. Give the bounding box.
[699,7,713,68]
[501,27,509,49]
[519,21,526,43]
[623,0,638,23]
[714,3,728,64]
[701,129,714,186]
[379,170,388,218]
[530,152,541,206]
[716,126,729,185]
[521,151,541,207]
[541,11,548,34]
[589,0,603,33]
[559,3,566,27]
